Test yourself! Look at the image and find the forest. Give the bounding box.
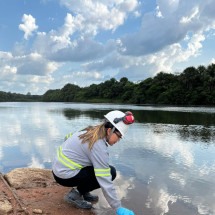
[1,64,215,105]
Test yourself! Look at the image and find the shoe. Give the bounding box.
[83,192,99,202]
[64,188,92,209]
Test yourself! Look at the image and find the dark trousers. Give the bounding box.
[52,165,116,195]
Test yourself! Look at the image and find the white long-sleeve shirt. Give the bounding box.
[52,131,121,210]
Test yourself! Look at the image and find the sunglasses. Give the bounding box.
[113,111,135,125]
[114,131,122,139]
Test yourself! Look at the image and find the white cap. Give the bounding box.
[104,110,129,138]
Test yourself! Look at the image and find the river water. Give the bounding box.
[0,102,214,215]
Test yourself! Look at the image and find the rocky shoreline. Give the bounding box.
[0,168,96,215]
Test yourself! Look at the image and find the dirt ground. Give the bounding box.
[1,168,141,215]
[0,173,98,215]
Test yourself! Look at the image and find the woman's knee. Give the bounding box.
[110,165,117,181]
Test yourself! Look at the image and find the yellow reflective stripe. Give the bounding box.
[95,173,111,177]
[64,135,68,141]
[94,168,111,177]
[58,146,83,169]
[65,132,73,141]
[57,148,75,170]
[59,146,83,168]
[94,168,110,172]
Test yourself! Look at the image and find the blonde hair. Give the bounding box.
[79,122,107,150]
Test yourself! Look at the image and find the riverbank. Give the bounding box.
[0,168,96,215]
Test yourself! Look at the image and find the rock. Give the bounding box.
[0,197,13,215]
[1,168,98,215]
[33,208,43,214]
[4,168,55,189]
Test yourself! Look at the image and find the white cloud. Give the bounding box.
[1,0,215,94]
[210,58,215,64]
[118,16,185,56]
[144,32,205,73]
[118,0,214,57]
[0,74,54,94]
[0,52,59,76]
[85,30,205,81]
[29,75,54,84]
[57,70,104,88]
[16,57,55,76]
[74,71,102,79]
[59,0,139,34]
[49,38,112,62]
[50,13,84,50]
[93,172,135,210]
[0,51,56,93]
[2,65,17,75]
[156,189,177,215]
[83,51,126,71]
[28,156,45,169]
[169,172,186,186]
[155,6,163,18]
[157,0,180,17]
[0,51,13,59]
[180,6,199,24]
[200,0,215,23]
[19,14,38,39]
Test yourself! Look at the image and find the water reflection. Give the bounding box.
[62,109,106,120]
[0,102,215,215]
[92,172,136,215]
[178,125,215,144]
[0,103,66,172]
[62,108,215,126]
[110,149,214,215]
[62,109,215,143]
[134,110,215,126]
[112,122,215,215]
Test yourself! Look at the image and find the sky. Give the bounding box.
[0,0,215,95]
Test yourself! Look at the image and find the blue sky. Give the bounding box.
[0,0,215,95]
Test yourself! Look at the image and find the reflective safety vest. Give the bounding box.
[57,146,83,170]
[57,145,111,176]
[60,132,111,177]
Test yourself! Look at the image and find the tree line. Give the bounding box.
[1,64,215,105]
[0,91,41,102]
